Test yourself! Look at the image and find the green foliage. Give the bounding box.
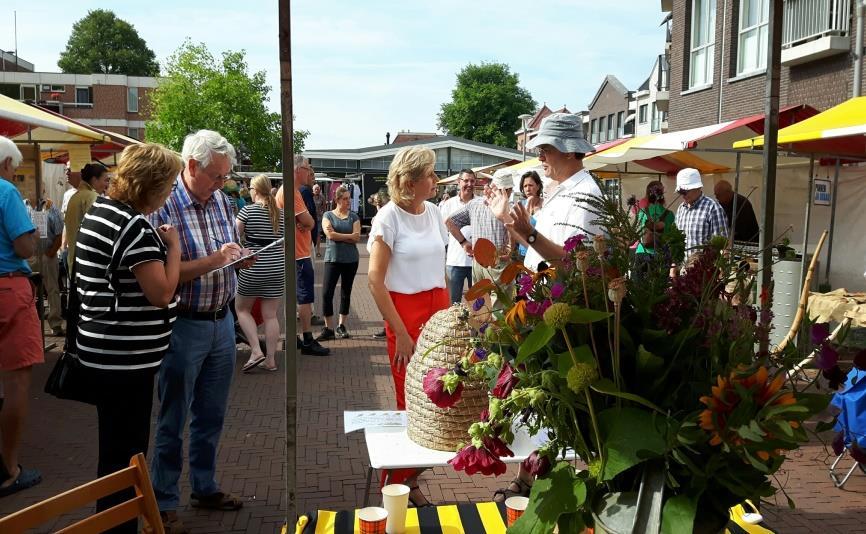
[510,463,586,533]
[58,10,159,76]
[661,495,697,534]
[146,41,309,171]
[598,408,668,480]
[437,62,536,147]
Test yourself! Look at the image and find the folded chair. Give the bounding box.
[0,453,164,533]
[829,368,866,488]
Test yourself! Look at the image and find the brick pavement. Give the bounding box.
[0,242,864,532]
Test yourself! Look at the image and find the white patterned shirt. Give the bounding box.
[675,193,729,260]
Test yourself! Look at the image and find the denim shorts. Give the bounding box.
[296,258,315,304]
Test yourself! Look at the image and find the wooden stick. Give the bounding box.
[772,229,829,355]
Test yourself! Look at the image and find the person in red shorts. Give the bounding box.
[0,136,43,497]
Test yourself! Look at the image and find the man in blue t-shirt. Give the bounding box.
[0,136,43,497]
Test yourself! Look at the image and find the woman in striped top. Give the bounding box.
[74,143,183,533]
[236,175,285,373]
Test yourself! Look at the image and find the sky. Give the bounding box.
[1,0,667,150]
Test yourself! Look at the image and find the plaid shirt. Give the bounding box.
[149,174,239,312]
[675,193,729,260]
[447,197,509,250]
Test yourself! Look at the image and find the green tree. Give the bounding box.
[58,9,159,76]
[437,62,536,147]
[146,41,309,171]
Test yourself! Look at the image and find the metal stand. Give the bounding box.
[829,449,861,488]
[362,467,387,507]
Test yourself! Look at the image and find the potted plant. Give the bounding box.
[424,191,836,533]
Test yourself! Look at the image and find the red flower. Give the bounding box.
[483,436,514,458]
[521,450,552,477]
[492,364,519,399]
[423,368,464,408]
[449,445,507,476]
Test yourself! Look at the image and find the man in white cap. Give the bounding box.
[674,167,728,262]
[488,113,603,271]
[445,168,513,286]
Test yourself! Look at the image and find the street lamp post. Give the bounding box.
[518,113,533,161]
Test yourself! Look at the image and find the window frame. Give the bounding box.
[736,0,768,76]
[75,86,93,105]
[689,0,717,88]
[639,104,649,124]
[651,103,660,132]
[128,127,140,140]
[19,84,37,101]
[590,119,598,144]
[127,87,139,113]
[607,113,615,140]
[616,111,625,138]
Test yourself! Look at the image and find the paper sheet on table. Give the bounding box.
[343,411,407,433]
[205,237,284,274]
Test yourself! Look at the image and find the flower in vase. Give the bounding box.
[551,282,565,300]
[608,276,627,304]
[492,363,519,399]
[566,363,598,394]
[521,450,552,477]
[592,235,607,256]
[423,367,464,408]
[449,445,508,476]
[563,234,586,253]
[483,436,515,458]
[575,250,591,272]
[543,302,571,330]
[505,298,528,329]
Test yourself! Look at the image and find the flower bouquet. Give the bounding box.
[422,193,834,533]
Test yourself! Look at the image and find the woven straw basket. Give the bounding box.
[405,304,488,451]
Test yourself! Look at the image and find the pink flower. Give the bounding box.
[449,445,508,476]
[563,234,586,253]
[483,436,514,458]
[811,323,831,345]
[551,282,565,300]
[815,344,839,370]
[491,364,519,399]
[521,450,552,477]
[423,368,464,408]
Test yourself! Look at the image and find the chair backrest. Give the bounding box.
[0,453,164,534]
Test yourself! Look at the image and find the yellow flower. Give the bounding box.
[504,299,527,329]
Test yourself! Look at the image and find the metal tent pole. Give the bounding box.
[824,158,841,286]
[799,155,815,293]
[731,152,741,239]
[278,0,298,524]
[758,0,783,354]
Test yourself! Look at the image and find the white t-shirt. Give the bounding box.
[367,201,448,294]
[439,195,474,268]
[61,186,77,216]
[524,169,604,271]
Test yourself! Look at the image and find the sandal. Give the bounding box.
[190,491,244,510]
[258,362,278,372]
[0,465,42,498]
[493,477,532,503]
[242,355,266,372]
[408,485,433,508]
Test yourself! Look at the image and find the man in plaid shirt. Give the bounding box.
[674,168,729,263]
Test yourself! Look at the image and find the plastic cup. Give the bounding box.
[505,496,529,527]
[358,506,389,534]
[381,484,410,533]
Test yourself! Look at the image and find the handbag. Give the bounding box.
[44,266,98,405]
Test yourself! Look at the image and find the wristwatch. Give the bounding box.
[458,237,467,245]
[527,230,538,244]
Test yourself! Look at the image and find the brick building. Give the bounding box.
[588,75,635,144]
[664,0,865,131]
[0,54,157,140]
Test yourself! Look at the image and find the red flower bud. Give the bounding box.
[521,450,552,477]
[483,436,514,458]
[423,368,464,408]
[492,364,519,399]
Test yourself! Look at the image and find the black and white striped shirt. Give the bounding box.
[75,197,177,370]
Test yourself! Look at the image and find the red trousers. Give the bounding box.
[382,287,448,487]
[384,287,449,410]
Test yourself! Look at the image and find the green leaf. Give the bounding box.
[814,418,838,433]
[517,323,555,363]
[637,345,665,374]
[735,423,764,442]
[591,379,666,414]
[598,407,669,481]
[510,462,586,534]
[797,392,832,414]
[569,306,612,324]
[661,495,697,534]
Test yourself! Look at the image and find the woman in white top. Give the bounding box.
[367,146,448,507]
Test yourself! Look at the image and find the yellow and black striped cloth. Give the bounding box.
[291,501,775,534]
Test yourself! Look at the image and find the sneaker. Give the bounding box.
[301,339,330,356]
[316,327,335,341]
[311,315,325,326]
[335,324,351,339]
[373,328,386,338]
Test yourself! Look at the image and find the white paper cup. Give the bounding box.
[381,484,410,533]
[358,506,389,534]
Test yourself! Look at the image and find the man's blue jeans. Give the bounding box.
[150,312,236,511]
[447,265,473,304]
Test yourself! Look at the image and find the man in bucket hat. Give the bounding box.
[488,112,604,271]
[673,167,728,263]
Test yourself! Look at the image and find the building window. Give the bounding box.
[651,103,660,132]
[607,113,615,140]
[689,0,716,87]
[75,86,93,105]
[127,87,139,113]
[598,116,606,142]
[40,84,65,93]
[616,111,625,138]
[737,0,768,75]
[128,127,140,140]
[20,85,36,101]
[639,104,649,123]
[590,119,597,143]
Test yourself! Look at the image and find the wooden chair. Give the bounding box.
[0,453,164,533]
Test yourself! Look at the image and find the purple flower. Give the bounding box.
[539,298,552,315]
[474,347,488,360]
[815,344,839,370]
[521,450,552,477]
[517,274,533,297]
[479,323,489,334]
[473,297,485,311]
[811,323,831,345]
[526,300,543,316]
[563,234,586,253]
[832,431,846,456]
[551,282,565,300]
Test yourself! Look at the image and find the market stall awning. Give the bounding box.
[0,94,109,144]
[733,97,866,157]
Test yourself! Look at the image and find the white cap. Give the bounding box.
[676,168,703,191]
[491,168,514,190]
